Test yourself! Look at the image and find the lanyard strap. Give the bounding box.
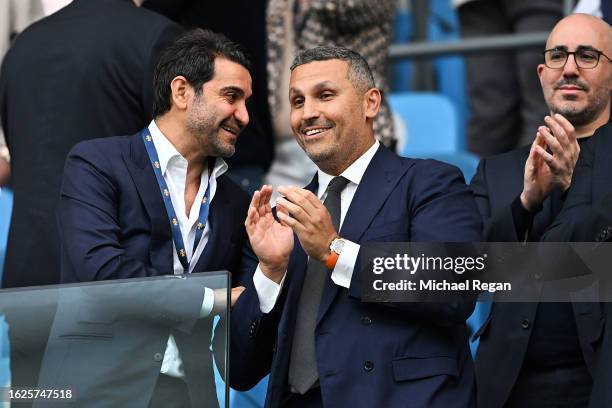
[142,129,213,273]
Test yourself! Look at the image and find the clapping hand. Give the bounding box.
[245,185,294,283]
[521,114,579,211]
[276,186,337,263]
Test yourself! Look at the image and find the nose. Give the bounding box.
[562,53,580,77]
[234,101,249,127]
[302,98,320,120]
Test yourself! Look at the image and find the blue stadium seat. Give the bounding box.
[390,92,458,155]
[389,92,479,181]
[391,0,469,146]
[0,188,13,387]
[0,188,12,281]
[467,300,493,358]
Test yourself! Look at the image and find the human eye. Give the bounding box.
[549,50,567,61]
[578,50,599,62]
[292,96,304,108]
[320,91,334,100]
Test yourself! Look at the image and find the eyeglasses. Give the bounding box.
[543,48,612,69]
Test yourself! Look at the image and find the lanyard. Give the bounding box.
[142,129,213,273]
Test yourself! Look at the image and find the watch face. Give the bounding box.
[331,239,345,254]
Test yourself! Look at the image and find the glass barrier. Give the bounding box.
[0,271,230,408]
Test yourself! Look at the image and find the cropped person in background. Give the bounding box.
[455,0,564,156]
[0,0,182,288]
[470,14,612,408]
[0,0,45,186]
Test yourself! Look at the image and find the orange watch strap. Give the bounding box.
[325,251,339,270]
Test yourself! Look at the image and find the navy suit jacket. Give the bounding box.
[36,132,257,407]
[230,145,482,408]
[470,147,604,408]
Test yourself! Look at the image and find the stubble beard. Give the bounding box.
[552,93,609,127]
[187,100,235,158]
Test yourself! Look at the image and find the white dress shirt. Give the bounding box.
[254,141,380,313]
[148,120,227,377]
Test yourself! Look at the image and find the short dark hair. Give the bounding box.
[152,29,251,117]
[290,46,375,92]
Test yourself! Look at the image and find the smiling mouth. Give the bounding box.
[221,125,239,135]
[302,127,331,137]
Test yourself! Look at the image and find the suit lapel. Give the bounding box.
[317,146,412,324]
[341,146,411,242]
[123,132,173,275]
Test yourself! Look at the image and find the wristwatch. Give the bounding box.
[325,237,346,269]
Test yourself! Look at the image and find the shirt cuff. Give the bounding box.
[330,240,360,288]
[253,265,286,313]
[200,287,215,318]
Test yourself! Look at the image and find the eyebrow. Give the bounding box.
[551,45,600,51]
[289,80,337,96]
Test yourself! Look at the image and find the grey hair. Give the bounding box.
[290,46,376,92]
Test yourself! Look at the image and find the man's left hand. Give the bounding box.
[276,186,335,263]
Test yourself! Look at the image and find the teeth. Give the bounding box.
[221,126,236,134]
[305,128,326,136]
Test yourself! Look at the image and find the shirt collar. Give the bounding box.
[148,120,228,179]
[317,140,380,198]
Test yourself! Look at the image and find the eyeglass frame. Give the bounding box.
[542,46,612,69]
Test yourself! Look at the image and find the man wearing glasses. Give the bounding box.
[470,13,612,408]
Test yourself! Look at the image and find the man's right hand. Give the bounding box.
[245,185,294,283]
[521,114,579,211]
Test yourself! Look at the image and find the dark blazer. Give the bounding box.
[230,145,483,408]
[470,146,604,408]
[0,0,183,288]
[539,123,612,408]
[544,123,612,243]
[35,133,257,407]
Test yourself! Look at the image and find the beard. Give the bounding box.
[550,77,610,127]
[186,97,238,158]
[551,93,609,127]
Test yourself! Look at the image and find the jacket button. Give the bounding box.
[521,319,530,329]
[153,352,163,362]
[361,316,372,325]
[364,361,374,371]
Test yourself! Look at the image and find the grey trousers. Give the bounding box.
[458,0,563,157]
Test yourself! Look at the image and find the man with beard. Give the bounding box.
[229,46,482,408]
[470,13,612,408]
[38,29,258,407]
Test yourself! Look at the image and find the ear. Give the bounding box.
[169,76,192,111]
[537,64,545,81]
[363,88,381,119]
